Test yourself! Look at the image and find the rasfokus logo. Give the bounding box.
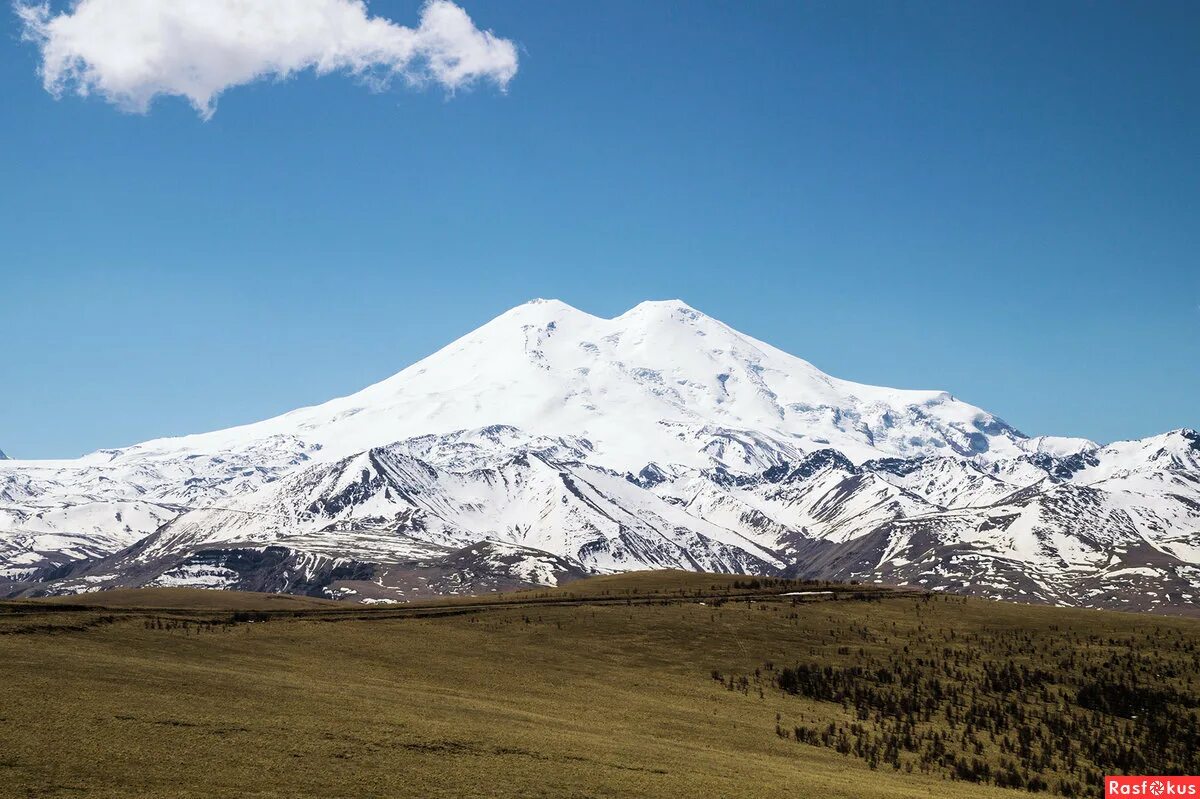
[1106,777,1200,797]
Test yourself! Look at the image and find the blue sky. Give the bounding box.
[1,0,1197,459]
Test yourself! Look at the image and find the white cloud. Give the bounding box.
[15,0,519,118]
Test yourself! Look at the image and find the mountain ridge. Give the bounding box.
[1,300,1195,613]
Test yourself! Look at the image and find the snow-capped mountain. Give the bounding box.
[1,300,1195,613]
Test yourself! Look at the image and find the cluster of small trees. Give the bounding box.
[720,603,1200,796]
[141,615,259,632]
[730,578,826,591]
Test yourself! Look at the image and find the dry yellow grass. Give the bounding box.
[1,573,1193,798]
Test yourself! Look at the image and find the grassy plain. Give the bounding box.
[0,572,1195,798]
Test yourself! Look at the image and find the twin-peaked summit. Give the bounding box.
[95,298,1050,474]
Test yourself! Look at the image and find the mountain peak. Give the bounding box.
[485,298,594,329]
[619,298,704,321]
[509,298,584,316]
[522,297,574,309]
[626,298,697,312]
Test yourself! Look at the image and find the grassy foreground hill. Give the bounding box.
[1,573,1197,798]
